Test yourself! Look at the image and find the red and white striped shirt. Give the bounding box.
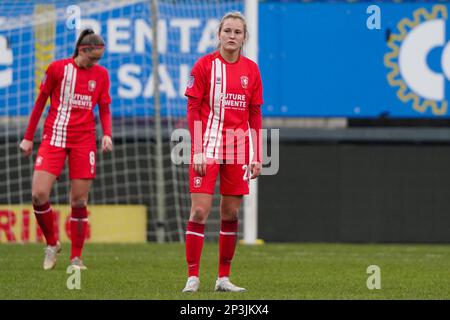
[185,51,263,162]
[24,57,112,147]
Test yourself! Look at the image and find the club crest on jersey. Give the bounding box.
[241,76,249,89]
[88,80,96,92]
[194,177,202,188]
[187,75,195,88]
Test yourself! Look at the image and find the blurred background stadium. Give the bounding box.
[1,0,450,247]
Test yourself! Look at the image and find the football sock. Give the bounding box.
[218,219,238,278]
[185,221,205,277]
[70,206,88,259]
[33,202,57,246]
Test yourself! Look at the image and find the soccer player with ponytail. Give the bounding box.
[20,29,112,270]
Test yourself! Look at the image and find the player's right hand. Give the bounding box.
[19,139,33,157]
[193,153,206,176]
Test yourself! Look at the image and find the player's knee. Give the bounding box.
[71,198,87,208]
[31,192,48,206]
[190,206,209,223]
[221,207,239,220]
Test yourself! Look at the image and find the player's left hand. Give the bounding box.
[102,135,113,152]
[250,162,261,179]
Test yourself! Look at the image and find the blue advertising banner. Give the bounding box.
[0,0,243,117]
[1,1,448,118]
[259,2,450,117]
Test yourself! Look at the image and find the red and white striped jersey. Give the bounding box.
[185,51,263,161]
[25,57,111,148]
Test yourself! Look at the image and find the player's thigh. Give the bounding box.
[219,163,250,196]
[34,141,67,178]
[189,161,220,194]
[68,144,96,180]
[31,170,57,202]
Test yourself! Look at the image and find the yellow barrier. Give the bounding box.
[0,205,147,243]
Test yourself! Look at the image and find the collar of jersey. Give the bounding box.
[215,51,241,65]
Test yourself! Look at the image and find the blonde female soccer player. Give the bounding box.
[182,12,263,292]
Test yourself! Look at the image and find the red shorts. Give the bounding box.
[189,159,251,195]
[34,140,97,179]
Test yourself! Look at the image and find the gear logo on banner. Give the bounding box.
[385,5,449,116]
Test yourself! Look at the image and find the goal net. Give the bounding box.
[0,0,246,243]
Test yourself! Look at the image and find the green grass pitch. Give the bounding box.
[0,243,449,299]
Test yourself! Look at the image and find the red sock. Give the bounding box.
[218,219,238,278]
[185,221,205,277]
[33,202,57,246]
[70,206,88,260]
